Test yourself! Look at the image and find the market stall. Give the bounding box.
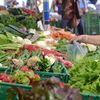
[0,0,100,100]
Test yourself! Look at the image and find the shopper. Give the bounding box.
[57,0,63,15]
[90,0,97,5]
[71,35,100,45]
[51,0,58,13]
[62,0,87,35]
[77,0,87,35]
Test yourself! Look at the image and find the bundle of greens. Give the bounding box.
[0,15,16,26]
[16,16,38,30]
[0,32,22,67]
[14,50,65,74]
[69,50,100,95]
[56,39,68,54]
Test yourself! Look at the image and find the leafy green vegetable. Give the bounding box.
[0,43,21,50]
[0,15,16,26]
[69,50,100,95]
[37,56,51,72]
[17,50,31,61]
[0,23,6,33]
[16,16,38,30]
[12,70,30,85]
[56,39,68,54]
[52,62,63,73]
[8,8,22,15]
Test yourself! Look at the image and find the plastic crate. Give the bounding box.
[81,94,100,100]
[0,62,69,83]
[84,11,100,35]
[0,63,69,99]
[35,62,69,83]
[0,82,31,100]
[0,68,31,100]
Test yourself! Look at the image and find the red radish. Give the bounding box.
[23,44,34,51]
[23,45,40,51]
[20,67,33,72]
[57,57,73,68]
[59,82,65,88]
[34,74,40,81]
[42,49,64,57]
[0,73,13,83]
[23,44,64,57]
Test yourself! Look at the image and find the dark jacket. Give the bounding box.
[90,0,97,4]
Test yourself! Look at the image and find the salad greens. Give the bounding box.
[56,39,68,54]
[69,50,100,95]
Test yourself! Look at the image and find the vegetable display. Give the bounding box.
[69,50,100,95]
[1,7,100,99]
[11,49,70,73]
[50,31,76,40]
[0,15,16,26]
[0,67,40,85]
[16,16,38,30]
[56,39,68,54]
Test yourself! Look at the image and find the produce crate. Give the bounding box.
[0,69,31,100]
[35,62,69,83]
[0,62,69,84]
[0,63,69,99]
[0,82,31,100]
[84,11,100,35]
[81,94,100,100]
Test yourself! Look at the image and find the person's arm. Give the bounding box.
[82,0,88,13]
[73,35,100,45]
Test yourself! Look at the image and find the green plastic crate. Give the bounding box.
[0,63,69,99]
[0,62,69,99]
[0,82,31,100]
[0,69,31,100]
[81,94,100,100]
[0,62,69,83]
[84,11,100,35]
[35,62,69,83]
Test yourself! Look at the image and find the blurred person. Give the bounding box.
[62,0,87,35]
[57,0,63,15]
[5,0,18,8]
[50,0,62,27]
[78,0,87,35]
[51,0,58,13]
[90,0,97,5]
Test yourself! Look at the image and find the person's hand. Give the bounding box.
[70,35,84,43]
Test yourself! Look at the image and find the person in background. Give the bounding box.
[51,0,62,15]
[78,0,88,35]
[57,0,63,15]
[51,0,58,13]
[5,0,18,8]
[90,0,97,5]
[62,0,87,35]
[50,0,62,27]
[71,35,100,46]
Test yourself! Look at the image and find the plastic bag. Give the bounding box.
[67,41,88,62]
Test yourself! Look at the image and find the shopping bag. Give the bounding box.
[67,41,88,62]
